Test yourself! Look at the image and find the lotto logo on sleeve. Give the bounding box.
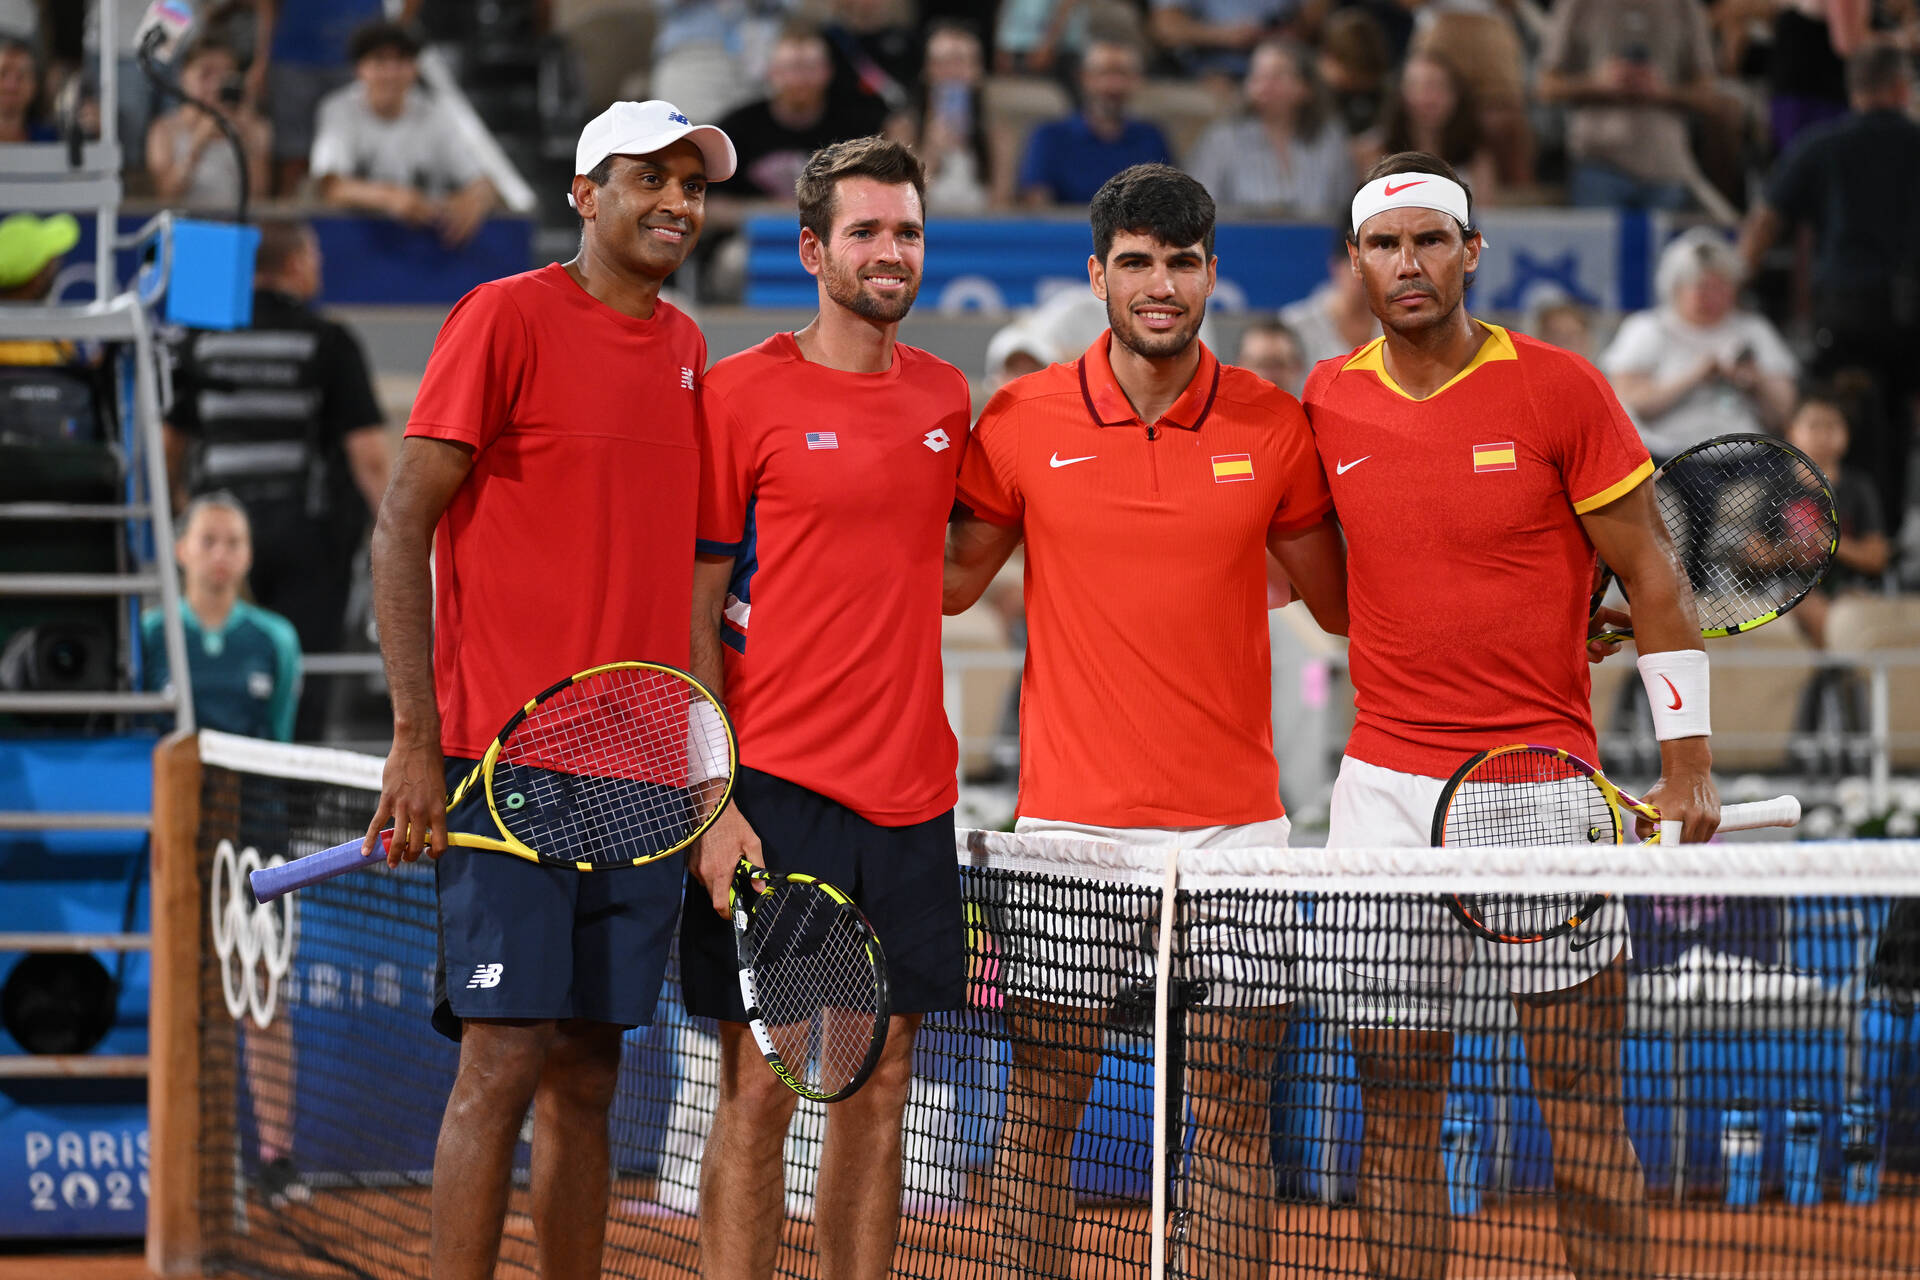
[1211,453,1255,483]
[1472,442,1517,473]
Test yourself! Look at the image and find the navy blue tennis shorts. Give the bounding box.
[431,756,685,1040]
[679,766,965,1022]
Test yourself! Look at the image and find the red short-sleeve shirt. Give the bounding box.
[406,263,708,758]
[1303,322,1654,777]
[957,332,1334,829]
[696,333,972,826]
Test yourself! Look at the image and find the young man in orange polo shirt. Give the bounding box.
[945,163,1348,1280]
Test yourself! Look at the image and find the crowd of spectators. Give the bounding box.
[0,2,1910,239]
[3,1,498,245]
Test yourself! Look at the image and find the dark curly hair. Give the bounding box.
[1089,164,1216,263]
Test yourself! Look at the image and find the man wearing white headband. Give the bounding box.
[1304,153,1718,1280]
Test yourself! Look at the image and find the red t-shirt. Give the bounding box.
[696,333,970,826]
[406,263,707,758]
[1303,322,1653,777]
[956,333,1334,828]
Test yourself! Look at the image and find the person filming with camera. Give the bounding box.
[145,39,271,211]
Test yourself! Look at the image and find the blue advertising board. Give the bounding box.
[745,209,1658,315]
[0,1088,148,1237]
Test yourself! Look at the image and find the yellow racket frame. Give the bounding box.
[729,859,891,1103]
[438,660,738,870]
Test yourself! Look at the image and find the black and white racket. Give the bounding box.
[1592,433,1838,643]
[730,860,890,1102]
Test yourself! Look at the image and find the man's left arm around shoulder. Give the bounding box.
[1265,514,1349,638]
[1580,479,1721,843]
[944,510,1023,615]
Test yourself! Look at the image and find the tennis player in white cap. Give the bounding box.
[1304,151,1714,1280]
[366,99,734,1280]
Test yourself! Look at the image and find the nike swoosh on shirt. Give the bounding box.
[1335,456,1372,475]
[1049,453,1097,468]
[1661,675,1683,710]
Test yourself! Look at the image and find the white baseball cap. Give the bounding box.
[568,100,737,209]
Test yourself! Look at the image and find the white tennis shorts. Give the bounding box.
[1322,756,1631,1028]
[989,815,1301,1009]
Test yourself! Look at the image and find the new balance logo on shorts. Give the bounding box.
[467,963,504,989]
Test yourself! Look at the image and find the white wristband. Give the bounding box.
[1636,649,1710,741]
[687,699,729,785]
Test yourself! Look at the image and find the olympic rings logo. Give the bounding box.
[209,839,297,1028]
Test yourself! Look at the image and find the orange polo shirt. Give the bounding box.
[956,332,1333,828]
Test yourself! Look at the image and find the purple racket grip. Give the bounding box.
[250,831,391,903]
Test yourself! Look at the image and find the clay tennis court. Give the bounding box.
[29,1174,1905,1279]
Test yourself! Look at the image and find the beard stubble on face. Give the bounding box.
[1106,292,1205,361]
[820,245,919,322]
[1376,278,1462,338]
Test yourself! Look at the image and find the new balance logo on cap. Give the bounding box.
[467,963,503,989]
[668,111,690,125]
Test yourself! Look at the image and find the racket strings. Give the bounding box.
[1657,440,1836,631]
[744,883,882,1096]
[1442,750,1618,939]
[492,666,733,865]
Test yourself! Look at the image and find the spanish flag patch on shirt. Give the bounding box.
[1212,453,1255,482]
[1472,442,1516,472]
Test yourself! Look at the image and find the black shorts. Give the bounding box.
[431,757,685,1040]
[680,766,965,1021]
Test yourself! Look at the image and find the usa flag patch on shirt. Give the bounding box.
[805,431,839,450]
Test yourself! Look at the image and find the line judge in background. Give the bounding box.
[141,494,306,1208]
[685,136,973,1280]
[1303,152,1717,1280]
[944,163,1348,1280]
[361,100,734,1280]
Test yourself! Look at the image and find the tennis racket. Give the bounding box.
[1431,743,1801,944]
[730,858,890,1102]
[1591,433,1838,643]
[250,661,736,903]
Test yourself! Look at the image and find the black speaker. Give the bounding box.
[0,434,131,728]
[0,622,113,693]
[0,954,117,1056]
